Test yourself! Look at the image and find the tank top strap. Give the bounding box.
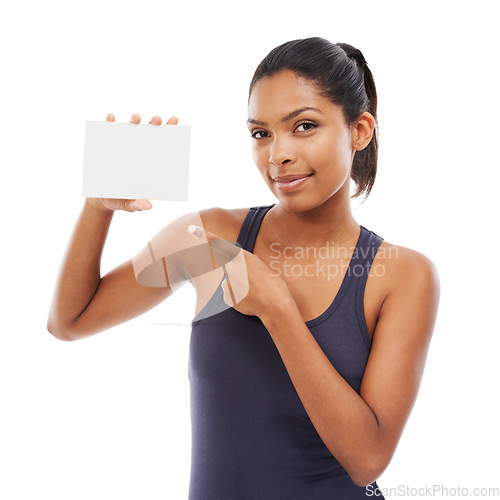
[236,204,276,252]
[347,225,384,350]
[351,225,384,274]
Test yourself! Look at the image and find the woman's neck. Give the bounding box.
[268,188,360,248]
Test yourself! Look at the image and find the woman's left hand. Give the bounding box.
[188,224,294,320]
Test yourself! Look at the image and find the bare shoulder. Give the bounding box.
[375,239,441,300]
[198,206,252,243]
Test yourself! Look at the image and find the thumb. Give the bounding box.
[128,199,152,212]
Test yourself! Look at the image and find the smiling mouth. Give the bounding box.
[273,173,314,192]
[272,173,314,183]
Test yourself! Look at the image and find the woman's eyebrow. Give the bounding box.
[247,106,323,126]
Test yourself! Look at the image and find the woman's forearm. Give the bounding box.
[47,200,114,337]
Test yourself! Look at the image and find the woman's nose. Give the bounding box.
[268,138,296,166]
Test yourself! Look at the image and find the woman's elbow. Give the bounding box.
[349,454,388,488]
[46,320,75,342]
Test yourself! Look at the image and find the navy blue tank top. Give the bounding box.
[188,204,386,500]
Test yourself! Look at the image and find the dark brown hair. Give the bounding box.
[248,37,379,201]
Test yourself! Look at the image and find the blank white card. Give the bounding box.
[82,120,191,201]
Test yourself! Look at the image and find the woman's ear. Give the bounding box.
[352,112,375,151]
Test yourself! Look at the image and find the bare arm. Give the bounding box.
[47,201,230,341]
[47,199,117,339]
[47,198,179,341]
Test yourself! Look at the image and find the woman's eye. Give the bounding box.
[250,122,317,140]
[296,122,317,132]
[250,130,268,139]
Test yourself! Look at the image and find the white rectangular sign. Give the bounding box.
[82,120,191,201]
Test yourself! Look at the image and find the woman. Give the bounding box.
[48,37,440,499]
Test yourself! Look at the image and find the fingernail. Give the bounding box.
[187,225,199,235]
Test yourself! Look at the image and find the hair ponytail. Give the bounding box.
[335,43,378,200]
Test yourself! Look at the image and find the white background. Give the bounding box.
[1,1,499,498]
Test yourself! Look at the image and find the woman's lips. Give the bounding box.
[274,174,314,192]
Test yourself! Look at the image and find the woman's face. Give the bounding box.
[247,70,362,211]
